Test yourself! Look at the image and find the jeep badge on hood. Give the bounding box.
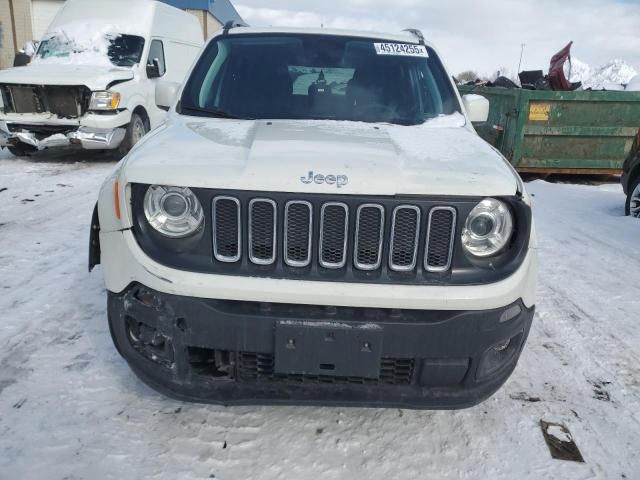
[300,171,349,188]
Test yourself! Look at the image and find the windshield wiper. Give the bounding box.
[181,105,253,120]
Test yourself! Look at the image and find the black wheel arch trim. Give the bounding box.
[89,203,101,272]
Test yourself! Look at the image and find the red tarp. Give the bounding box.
[548,41,573,91]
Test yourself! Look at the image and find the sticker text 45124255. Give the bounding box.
[373,43,429,58]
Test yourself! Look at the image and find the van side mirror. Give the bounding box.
[155,81,180,111]
[462,94,490,123]
[146,58,162,79]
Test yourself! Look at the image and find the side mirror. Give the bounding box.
[462,94,490,123]
[155,81,180,111]
[146,58,162,79]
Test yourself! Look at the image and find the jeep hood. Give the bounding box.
[123,115,519,197]
[0,64,133,90]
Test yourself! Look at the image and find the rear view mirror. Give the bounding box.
[462,94,490,123]
[155,81,180,111]
[146,58,162,79]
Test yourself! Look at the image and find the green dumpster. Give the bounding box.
[458,85,640,174]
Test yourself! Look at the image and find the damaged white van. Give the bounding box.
[91,27,537,409]
[0,0,203,156]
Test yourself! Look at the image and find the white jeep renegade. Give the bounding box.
[90,26,537,409]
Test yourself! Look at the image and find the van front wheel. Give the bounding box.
[626,176,640,218]
[7,145,35,157]
[118,113,148,156]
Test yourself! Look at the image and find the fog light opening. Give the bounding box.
[476,331,524,380]
[124,315,174,367]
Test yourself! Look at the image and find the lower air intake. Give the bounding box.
[237,352,414,385]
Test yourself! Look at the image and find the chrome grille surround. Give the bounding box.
[284,200,313,267]
[389,205,421,272]
[319,202,349,269]
[354,204,385,271]
[424,206,457,272]
[208,194,458,274]
[212,196,241,263]
[248,198,277,265]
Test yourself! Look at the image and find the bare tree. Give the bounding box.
[456,70,478,83]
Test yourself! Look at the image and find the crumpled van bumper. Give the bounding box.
[108,283,534,409]
[0,110,131,151]
[0,123,126,150]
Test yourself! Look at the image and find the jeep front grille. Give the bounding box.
[210,194,457,275]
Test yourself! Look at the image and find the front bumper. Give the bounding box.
[108,283,534,409]
[0,123,126,150]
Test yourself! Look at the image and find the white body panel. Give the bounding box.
[100,228,537,310]
[97,26,537,312]
[118,114,519,201]
[0,0,203,150]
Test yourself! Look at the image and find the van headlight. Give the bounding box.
[461,198,513,257]
[144,185,204,237]
[89,91,121,110]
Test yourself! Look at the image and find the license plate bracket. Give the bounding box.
[274,321,383,378]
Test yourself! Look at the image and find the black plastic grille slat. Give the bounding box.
[320,203,348,268]
[390,207,420,270]
[285,202,312,266]
[249,200,276,264]
[213,197,240,261]
[426,208,456,271]
[237,353,414,385]
[355,205,384,269]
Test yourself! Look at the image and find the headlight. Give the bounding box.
[144,185,204,238]
[89,91,121,110]
[461,198,513,257]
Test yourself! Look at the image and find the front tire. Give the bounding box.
[625,175,640,217]
[7,145,35,157]
[117,112,148,157]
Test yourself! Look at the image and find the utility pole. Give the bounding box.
[517,43,526,74]
[8,0,18,54]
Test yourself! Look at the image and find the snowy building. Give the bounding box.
[0,0,244,69]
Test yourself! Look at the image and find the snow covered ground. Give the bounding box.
[1,150,639,479]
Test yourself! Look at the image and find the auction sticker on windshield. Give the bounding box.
[374,43,429,58]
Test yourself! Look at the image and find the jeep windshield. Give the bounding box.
[36,33,145,67]
[181,34,460,125]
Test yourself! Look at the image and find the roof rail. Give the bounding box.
[222,20,243,35]
[403,28,425,45]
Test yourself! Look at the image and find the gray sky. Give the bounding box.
[235,0,640,76]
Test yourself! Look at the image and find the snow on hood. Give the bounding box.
[0,63,133,90]
[122,113,519,198]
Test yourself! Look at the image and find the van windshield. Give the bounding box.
[181,34,460,125]
[36,33,145,67]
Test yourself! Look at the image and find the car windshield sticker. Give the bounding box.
[374,43,429,58]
